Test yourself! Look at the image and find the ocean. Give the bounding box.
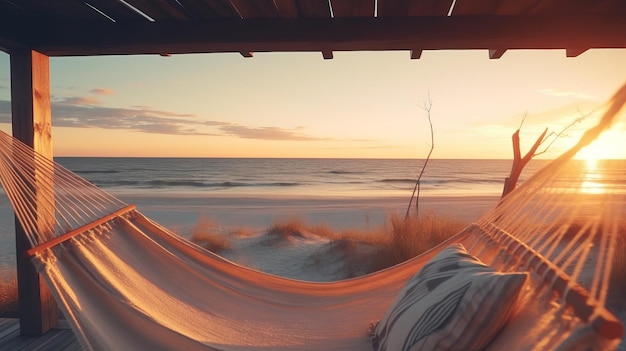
[54,157,543,198]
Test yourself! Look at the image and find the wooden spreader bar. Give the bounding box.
[26,204,136,257]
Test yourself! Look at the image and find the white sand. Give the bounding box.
[115,194,498,282]
[2,193,498,281]
[118,193,498,231]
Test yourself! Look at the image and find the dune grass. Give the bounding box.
[0,271,18,318]
[266,212,466,275]
[267,217,387,245]
[369,212,466,272]
[188,216,232,253]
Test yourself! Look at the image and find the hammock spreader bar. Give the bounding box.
[26,204,136,257]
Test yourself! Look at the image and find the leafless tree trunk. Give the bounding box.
[502,111,588,198]
[501,127,547,197]
[406,98,434,219]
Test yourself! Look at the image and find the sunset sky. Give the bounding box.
[0,49,625,159]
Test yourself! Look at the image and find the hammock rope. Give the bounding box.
[0,130,127,246]
[0,82,625,350]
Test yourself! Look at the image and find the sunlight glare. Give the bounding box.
[575,129,626,162]
[580,155,605,195]
[585,157,598,172]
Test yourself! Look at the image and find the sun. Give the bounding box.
[574,130,626,162]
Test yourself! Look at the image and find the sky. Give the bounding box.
[1,49,626,159]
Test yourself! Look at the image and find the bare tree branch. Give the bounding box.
[406,96,434,220]
[502,108,590,197]
[535,109,590,156]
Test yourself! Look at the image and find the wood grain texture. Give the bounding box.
[9,49,58,336]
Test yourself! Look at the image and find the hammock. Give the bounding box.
[1,85,625,350]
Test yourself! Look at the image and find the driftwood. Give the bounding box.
[502,111,587,198]
[501,127,547,197]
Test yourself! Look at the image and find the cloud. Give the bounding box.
[538,89,596,100]
[324,144,401,150]
[470,101,600,131]
[0,99,334,141]
[220,125,330,141]
[50,103,229,136]
[57,96,103,106]
[90,88,115,95]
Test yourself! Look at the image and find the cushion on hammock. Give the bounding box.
[373,243,527,351]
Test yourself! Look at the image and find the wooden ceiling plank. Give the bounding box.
[491,0,546,15]
[408,0,454,16]
[6,0,106,21]
[297,0,332,18]
[230,0,280,18]
[330,0,375,17]
[273,0,300,18]
[0,3,30,51]
[23,15,626,56]
[527,0,625,15]
[594,0,626,13]
[123,0,191,20]
[451,0,508,15]
[528,0,578,14]
[172,0,220,19]
[377,0,411,16]
[191,0,239,18]
[84,0,147,21]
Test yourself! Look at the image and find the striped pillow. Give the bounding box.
[373,244,527,351]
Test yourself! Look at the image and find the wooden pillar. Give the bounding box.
[10,49,58,335]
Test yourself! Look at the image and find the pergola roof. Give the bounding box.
[1,0,626,58]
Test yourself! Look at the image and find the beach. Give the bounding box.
[128,193,497,231]
[0,191,499,277]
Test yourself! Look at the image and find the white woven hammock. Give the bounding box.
[1,84,626,350]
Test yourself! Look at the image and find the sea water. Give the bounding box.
[54,158,540,197]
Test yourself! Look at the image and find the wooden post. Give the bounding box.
[10,49,58,335]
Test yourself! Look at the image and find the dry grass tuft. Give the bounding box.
[267,217,309,239]
[369,212,466,272]
[189,216,231,253]
[265,213,465,276]
[268,217,389,245]
[0,271,18,318]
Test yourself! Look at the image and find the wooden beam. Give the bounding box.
[566,47,589,57]
[489,48,507,59]
[4,15,626,56]
[9,49,58,336]
[410,49,422,59]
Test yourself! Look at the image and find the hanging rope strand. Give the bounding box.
[0,131,127,246]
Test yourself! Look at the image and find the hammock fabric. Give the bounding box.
[1,84,626,350]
